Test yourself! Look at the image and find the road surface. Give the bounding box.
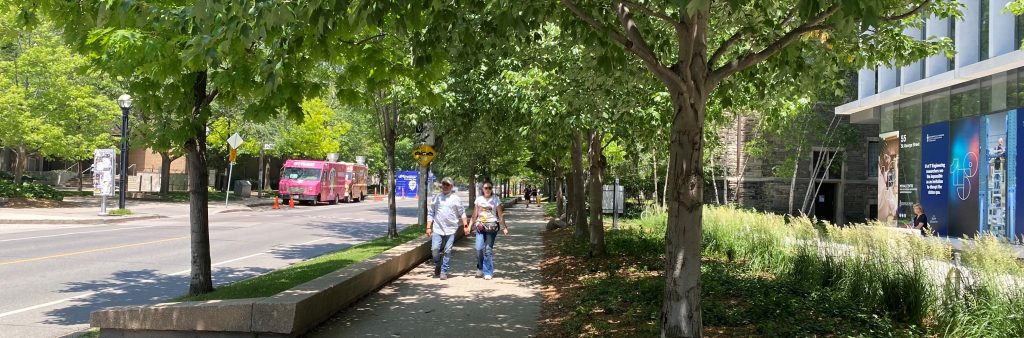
[0,198,420,338]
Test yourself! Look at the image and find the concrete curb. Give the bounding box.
[0,215,167,225]
[90,199,522,338]
[92,231,436,337]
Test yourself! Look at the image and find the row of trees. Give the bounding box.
[19,1,966,336]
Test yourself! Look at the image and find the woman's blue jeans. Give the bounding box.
[475,230,498,276]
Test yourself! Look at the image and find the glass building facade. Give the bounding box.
[840,1,1024,240]
[870,70,1024,240]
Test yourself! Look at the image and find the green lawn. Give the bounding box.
[175,224,425,302]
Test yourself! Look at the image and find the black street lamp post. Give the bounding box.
[117,94,132,210]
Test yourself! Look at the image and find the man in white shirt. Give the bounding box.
[426,177,468,280]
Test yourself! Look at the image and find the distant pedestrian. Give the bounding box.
[427,177,468,280]
[471,181,508,279]
[912,203,930,236]
[524,185,532,208]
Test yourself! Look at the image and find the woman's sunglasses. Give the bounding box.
[483,186,493,190]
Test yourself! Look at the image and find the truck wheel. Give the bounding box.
[330,194,339,205]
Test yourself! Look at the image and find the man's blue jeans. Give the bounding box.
[431,233,454,275]
[475,230,498,276]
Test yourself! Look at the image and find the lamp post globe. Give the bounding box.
[117,94,132,210]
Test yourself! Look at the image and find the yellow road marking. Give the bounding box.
[0,236,187,266]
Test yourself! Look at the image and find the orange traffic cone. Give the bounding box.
[288,196,295,208]
[273,195,280,209]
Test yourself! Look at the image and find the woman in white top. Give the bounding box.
[471,181,508,279]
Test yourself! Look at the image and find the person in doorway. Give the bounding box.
[523,185,533,208]
[912,203,930,236]
[426,177,468,280]
[471,181,509,279]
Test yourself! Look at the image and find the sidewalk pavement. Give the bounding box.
[0,195,275,224]
[307,203,547,338]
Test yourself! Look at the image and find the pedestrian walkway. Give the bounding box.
[307,203,547,338]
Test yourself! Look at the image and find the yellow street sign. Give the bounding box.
[412,145,436,167]
[229,148,238,163]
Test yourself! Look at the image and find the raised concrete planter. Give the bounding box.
[92,199,520,338]
[92,233,435,337]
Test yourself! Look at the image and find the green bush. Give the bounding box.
[0,179,63,201]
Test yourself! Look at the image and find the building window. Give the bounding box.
[896,97,922,129]
[923,88,951,124]
[867,140,880,178]
[811,149,843,180]
[1017,13,1024,50]
[981,0,989,61]
[881,103,897,132]
[951,82,980,119]
[950,19,957,70]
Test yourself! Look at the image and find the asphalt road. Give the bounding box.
[0,198,423,338]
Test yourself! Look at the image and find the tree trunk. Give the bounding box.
[564,173,574,223]
[571,131,589,240]
[662,156,670,207]
[722,164,728,204]
[652,149,659,206]
[587,129,605,257]
[77,160,85,192]
[468,174,477,208]
[556,174,565,219]
[788,147,801,215]
[385,135,398,238]
[185,72,215,296]
[13,145,27,185]
[661,92,705,338]
[160,152,174,194]
[710,155,720,204]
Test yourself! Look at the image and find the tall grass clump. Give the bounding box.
[936,234,1024,337]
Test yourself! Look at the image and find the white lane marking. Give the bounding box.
[170,237,332,275]
[0,225,169,243]
[0,292,97,319]
[0,236,335,319]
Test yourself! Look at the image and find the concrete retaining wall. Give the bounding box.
[92,198,520,337]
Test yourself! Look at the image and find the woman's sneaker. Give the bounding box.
[484,275,493,280]
[476,270,484,278]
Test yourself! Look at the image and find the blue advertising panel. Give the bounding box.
[395,170,436,198]
[949,117,981,237]
[981,112,1010,237]
[921,122,950,236]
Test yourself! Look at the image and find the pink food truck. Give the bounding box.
[278,159,369,205]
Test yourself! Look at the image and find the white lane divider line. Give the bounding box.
[170,237,331,275]
[0,225,169,243]
[0,292,98,319]
[0,237,334,319]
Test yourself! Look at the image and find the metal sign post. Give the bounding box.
[226,133,244,206]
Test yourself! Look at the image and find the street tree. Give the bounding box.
[36,0,356,295]
[0,16,117,186]
[554,0,957,335]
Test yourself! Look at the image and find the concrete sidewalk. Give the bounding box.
[307,203,547,338]
[0,196,274,224]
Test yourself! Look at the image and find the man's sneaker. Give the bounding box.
[439,273,448,280]
[476,270,484,278]
[484,275,493,280]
